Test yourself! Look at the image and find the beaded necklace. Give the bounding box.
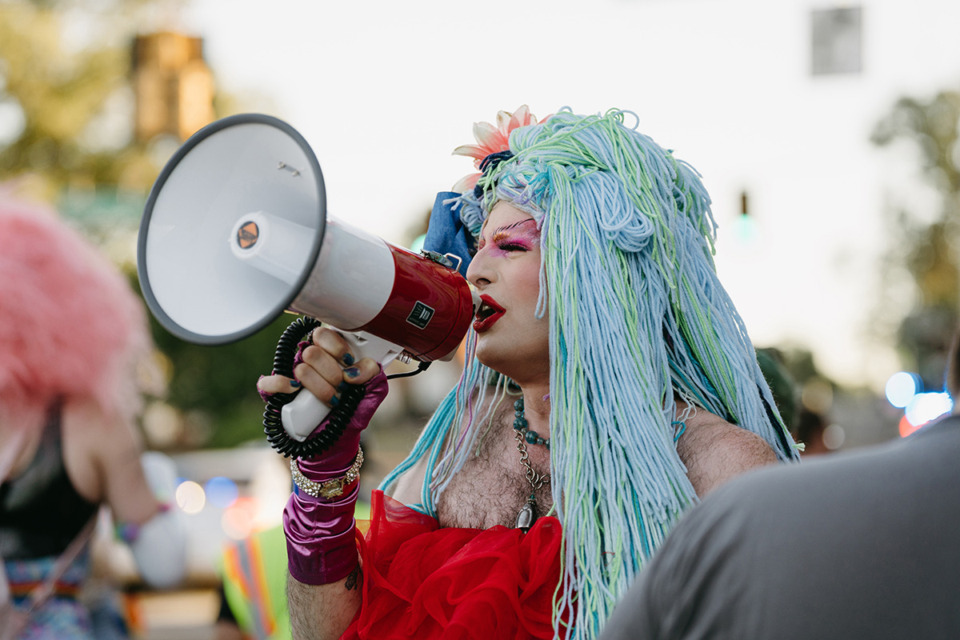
[512,396,550,531]
[513,397,549,448]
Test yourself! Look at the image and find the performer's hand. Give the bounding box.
[272,330,388,587]
[258,326,388,469]
[257,327,381,408]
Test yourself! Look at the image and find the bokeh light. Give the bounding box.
[733,214,759,245]
[822,423,846,450]
[205,476,239,509]
[885,371,920,408]
[409,233,426,254]
[222,496,258,540]
[901,391,953,437]
[175,480,206,514]
[899,415,919,438]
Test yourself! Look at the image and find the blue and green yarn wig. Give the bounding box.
[381,108,799,639]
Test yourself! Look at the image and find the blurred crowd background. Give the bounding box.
[2,0,960,637]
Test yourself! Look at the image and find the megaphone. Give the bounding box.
[138,114,477,449]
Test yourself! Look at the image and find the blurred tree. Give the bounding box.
[142,304,307,450]
[0,0,283,450]
[872,89,960,388]
[0,0,167,199]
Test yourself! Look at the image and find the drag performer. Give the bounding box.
[0,194,186,639]
[259,107,800,639]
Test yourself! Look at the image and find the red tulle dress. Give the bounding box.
[341,490,564,640]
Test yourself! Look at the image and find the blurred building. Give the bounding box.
[132,31,215,143]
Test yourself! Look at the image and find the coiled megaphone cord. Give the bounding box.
[262,316,367,459]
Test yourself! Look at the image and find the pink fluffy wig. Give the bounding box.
[0,194,151,431]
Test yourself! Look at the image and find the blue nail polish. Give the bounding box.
[290,380,302,389]
[330,395,340,407]
[344,367,360,378]
[342,353,355,366]
[338,381,350,393]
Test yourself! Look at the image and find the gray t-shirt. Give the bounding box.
[600,415,960,640]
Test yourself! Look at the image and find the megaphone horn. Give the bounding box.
[138,114,477,454]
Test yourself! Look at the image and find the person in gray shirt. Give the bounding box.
[600,330,960,640]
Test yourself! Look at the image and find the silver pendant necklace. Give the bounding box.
[512,397,550,531]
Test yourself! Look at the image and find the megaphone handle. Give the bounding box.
[280,330,401,440]
[281,392,334,442]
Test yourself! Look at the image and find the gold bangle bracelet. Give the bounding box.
[290,447,364,499]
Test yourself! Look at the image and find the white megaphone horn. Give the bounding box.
[137,114,478,447]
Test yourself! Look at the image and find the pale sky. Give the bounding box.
[164,0,960,390]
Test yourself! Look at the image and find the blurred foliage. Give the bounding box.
[0,0,284,450]
[756,344,840,434]
[0,0,169,198]
[872,89,960,387]
[142,299,304,450]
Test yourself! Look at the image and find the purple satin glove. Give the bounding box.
[298,367,388,473]
[284,484,362,585]
[283,368,388,585]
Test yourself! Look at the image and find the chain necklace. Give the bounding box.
[513,396,550,531]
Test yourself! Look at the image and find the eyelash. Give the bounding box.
[476,236,527,253]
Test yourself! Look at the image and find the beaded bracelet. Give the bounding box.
[114,503,171,543]
[290,447,364,499]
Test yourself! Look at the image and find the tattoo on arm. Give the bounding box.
[344,565,362,591]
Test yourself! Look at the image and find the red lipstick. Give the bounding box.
[474,294,505,333]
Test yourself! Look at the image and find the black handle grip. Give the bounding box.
[262,317,366,459]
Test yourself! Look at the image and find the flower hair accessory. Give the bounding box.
[451,105,542,193]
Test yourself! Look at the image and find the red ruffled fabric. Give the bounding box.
[341,490,564,640]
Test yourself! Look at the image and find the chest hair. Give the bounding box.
[435,411,554,529]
